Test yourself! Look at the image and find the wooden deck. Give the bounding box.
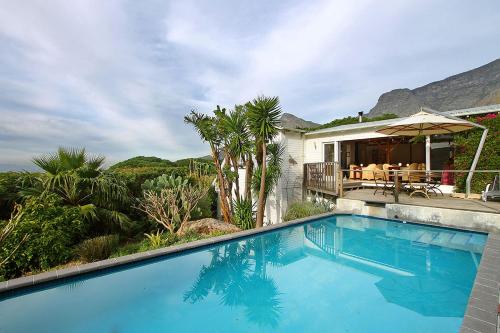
[342,188,500,214]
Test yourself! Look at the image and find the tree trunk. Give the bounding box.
[255,142,267,228]
[245,156,253,201]
[232,157,241,200]
[212,149,232,224]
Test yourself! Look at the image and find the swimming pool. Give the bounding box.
[0,215,487,333]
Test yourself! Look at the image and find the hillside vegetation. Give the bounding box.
[309,113,398,131]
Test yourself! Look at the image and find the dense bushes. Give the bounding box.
[0,151,219,279]
[77,235,119,262]
[284,201,330,222]
[454,114,499,193]
[0,195,85,278]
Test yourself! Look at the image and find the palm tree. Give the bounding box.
[218,105,253,200]
[25,147,130,231]
[184,111,233,224]
[251,142,284,200]
[246,96,282,228]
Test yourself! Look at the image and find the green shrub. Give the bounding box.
[190,185,217,220]
[454,114,499,193]
[77,234,119,262]
[284,201,330,222]
[110,242,143,258]
[0,195,85,278]
[144,230,165,249]
[111,230,226,259]
[0,172,22,219]
[233,198,255,230]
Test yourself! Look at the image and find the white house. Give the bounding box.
[262,104,500,225]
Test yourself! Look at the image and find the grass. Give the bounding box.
[110,230,230,258]
[284,201,331,221]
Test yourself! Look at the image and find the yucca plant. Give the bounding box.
[246,96,282,228]
[144,230,164,248]
[233,198,255,230]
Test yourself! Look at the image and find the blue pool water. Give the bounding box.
[0,215,487,333]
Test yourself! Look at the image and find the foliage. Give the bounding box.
[283,201,330,222]
[190,185,217,220]
[252,143,284,198]
[137,175,209,234]
[111,230,228,258]
[233,198,255,230]
[22,147,131,233]
[0,172,23,219]
[0,204,29,268]
[142,174,189,193]
[454,114,500,193]
[246,96,283,228]
[116,166,188,197]
[310,113,398,131]
[108,156,177,170]
[246,96,282,143]
[0,195,85,278]
[185,110,233,224]
[76,234,119,262]
[144,230,164,248]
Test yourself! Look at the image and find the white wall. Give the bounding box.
[303,130,391,163]
[264,130,305,225]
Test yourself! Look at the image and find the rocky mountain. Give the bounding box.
[280,112,319,129]
[368,58,500,117]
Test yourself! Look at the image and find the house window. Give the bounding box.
[324,143,335,163]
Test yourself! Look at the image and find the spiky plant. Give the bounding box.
[246,96,282,228]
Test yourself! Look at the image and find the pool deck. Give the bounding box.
[343,189,500,214]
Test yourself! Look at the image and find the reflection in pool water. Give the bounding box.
[0,215,486,333]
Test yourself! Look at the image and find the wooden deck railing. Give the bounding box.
[304,163,499,203]
[304,162,340,195]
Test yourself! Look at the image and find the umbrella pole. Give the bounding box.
[466,127,488,198]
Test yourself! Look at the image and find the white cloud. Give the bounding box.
[1,0,499,169]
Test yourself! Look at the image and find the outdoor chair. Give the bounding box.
[373,170,395,196]
[482,175,500,202]
[425,172,443,196]
[407,171,430,199]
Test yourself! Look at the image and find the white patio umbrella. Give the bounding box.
[375,107,488,198]
[376,110,474,136]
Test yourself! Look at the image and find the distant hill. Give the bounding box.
[280,113,319,129]
[368,58,500,117]
[108,156,176,170]
[109,155,212,171]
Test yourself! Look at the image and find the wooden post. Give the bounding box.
[394,170,399,203]
[338,169,343,197]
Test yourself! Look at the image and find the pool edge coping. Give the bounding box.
[460,232,500,333]
[0,211,337,294]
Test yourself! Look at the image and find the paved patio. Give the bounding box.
[342,188,500,214]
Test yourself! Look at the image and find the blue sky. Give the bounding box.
[1,0,499,170]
